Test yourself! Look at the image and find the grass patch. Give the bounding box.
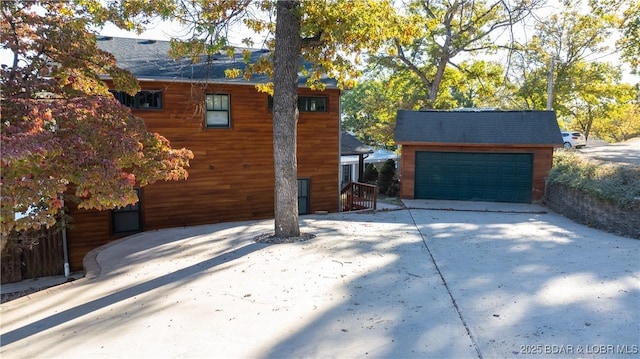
[548,151,640,209]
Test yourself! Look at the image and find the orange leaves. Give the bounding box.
[1,1,193,236]
[120,172,136,186]
[2,95,193,236]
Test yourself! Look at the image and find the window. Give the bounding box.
[110,90,162,109]
[205,94,230,127]
[341,165,352,185]
[267,96,328,112]
[112,189,142,234]
[298,179,310,215]
[298,96,327,112]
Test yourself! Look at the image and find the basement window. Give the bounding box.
[112,189,142,234]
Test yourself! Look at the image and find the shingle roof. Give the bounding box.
[96,36,336,87]
[394,110,563,146]
[341,132,373,156]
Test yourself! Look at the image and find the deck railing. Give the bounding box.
[341,182,377,212]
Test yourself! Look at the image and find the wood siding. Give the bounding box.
[66,82,340,271]
[398,144,554,203]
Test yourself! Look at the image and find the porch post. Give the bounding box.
[358,154,365,182]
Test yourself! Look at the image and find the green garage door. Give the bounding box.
[415,151,533,203]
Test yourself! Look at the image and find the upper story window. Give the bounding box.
[267,96,328,112]
[298,96,327,112]
[110,90,162,109]
[205,94,230,128]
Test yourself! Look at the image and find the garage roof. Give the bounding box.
[395,110,563,146]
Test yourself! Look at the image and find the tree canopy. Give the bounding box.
[369,0,542,108]
[507,1,638,139]
[0,1,193,242]
[620,1,640,74]
[342,0,639,144]
[106,0,408,238]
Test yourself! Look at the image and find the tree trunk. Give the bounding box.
[427,56,449,107]
[272,0,301,238]
[585,105,594,141]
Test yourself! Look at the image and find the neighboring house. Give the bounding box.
[341,146,399,187]
[64,37,341,271]
[395,110,562,203]
[340,132,373,186]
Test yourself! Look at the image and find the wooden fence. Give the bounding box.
[1,226,65,284]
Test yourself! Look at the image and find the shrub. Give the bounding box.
[377,159,396,194]
[363,163,379,184]
[387,179,400,197]
[547,151,640,209]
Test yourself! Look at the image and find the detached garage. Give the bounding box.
[395,110,563,203]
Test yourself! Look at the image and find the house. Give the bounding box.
[340,132,373,186]
[339,132,399,187]
[341,147,400,187]
[64,37,341,271]
[394,110,562,203]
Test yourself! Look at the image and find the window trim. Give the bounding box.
[205,93,231,128]
[298,96,328,112]
[341,164,352,185]
[298,178,311,215]
[110,90,163,109]
[111,188,143,234]
[267,95,328,112]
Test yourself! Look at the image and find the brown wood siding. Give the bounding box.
[398,144,555,203]
[66,208,113,271]
[66,82,340,271]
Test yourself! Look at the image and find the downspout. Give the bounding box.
[339,93,343,212]
[60,196,70,277]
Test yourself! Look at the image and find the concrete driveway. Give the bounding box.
[1,201,638,358]
[579,137,640,166]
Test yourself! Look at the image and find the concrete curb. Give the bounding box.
[81,232,148,281]
[405,206,548,214]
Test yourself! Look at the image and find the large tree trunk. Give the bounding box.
[428,55,449,106]
[272,0,301,238]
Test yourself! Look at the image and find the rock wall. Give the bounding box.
[545,181,640,239]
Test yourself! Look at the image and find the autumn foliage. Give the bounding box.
[1,2,193,240]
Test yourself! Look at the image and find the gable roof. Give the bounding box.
[394,110,563,146]
[341,132,373,156]
[96,36,336,87]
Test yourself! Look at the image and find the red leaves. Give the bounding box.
[2,93,193,235]
[1,1,192,236]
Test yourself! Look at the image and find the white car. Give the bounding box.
[561,131,587,149]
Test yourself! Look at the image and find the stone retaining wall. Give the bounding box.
[545,181,640,239]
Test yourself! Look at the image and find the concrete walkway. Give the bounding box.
[1,201,638,358]
[1,273,84,302]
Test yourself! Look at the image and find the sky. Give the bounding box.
[1,5,637,85]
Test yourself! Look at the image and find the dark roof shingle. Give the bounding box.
[394,110,563,146]
[341,132,373,156]
[96,36,336,87]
